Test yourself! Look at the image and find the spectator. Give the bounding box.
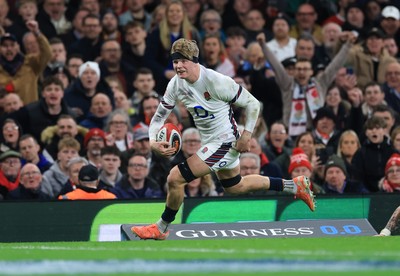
[361,82,387,119]
[182,0,202,29]
[383,62,400,113]
[383,37,399,59]
[83,127,106,168]
[312,107,342,155]
[352,116,395,192]
[98,39,135,97]
[380,5,400,40]
[130,68,158,113]
[239,152,261,177]
[0,150,21,199]
[320,22,342,62]
[342,3,368,41]
[59,164,116,200]
[132,93,160,127]
[258,31,355,138]
[64,61,114,122]
[0,119,22,153]
[144,0,200,93]
[266,15,296,62]
[250,137,282,178]
[199,9,225,41]
[372,104,398,137]
[98,146,122,190]
[121,21,147,71]
[22,32,40,55]
[262,122,291,162]
[40,137,80,198]
[50,64,70,90]
[2,93,23,114]
[37,0,71,38]
[185,174,218,197]
[323,154,368,194]
[41,114,87,161]
[45,37,67,76]
[111,154,162,199]
[337,129,361,179]
[19,134,52,173]
[323,0,350,26]
[378,153,400,193]
[119,0,152,30]
[222,0,251,30]
[104,109,134,153]
[60,7,90,46]
[201,33,235,77]
[171,127,201,167]
[79,93,113,130]
[68,14,103,62]
[0,20,52,105]
[243,9,271,44]
[289,3,323,45]
[8,0,38,43]
[79,0,101,16]
[6,163,50,200]
[364,0,381,28]
[347,28,397,89]
[101,9,122,43]
[225,26,247,72]
[110,0,127,15]
[57,156,89,196]
[149,3,166,32]
[65,53,83,82]
[9,76,72,142]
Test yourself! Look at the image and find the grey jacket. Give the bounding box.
[262,41,352,130]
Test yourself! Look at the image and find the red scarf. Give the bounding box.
[0,170,20,191]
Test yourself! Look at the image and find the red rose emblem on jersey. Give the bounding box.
[295,102,303,111]
[204,92,211,101]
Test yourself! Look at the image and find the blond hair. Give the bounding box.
[171,38,199,60]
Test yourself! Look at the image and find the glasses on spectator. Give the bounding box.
[128,163,148,169]
[2,159,20,165]
[183,139,201,144]
[110,121,127,126]
[21,171,40,177]
[387,168,400,175]
[3,126,18,131]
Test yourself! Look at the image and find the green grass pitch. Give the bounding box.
[1,236,400,275]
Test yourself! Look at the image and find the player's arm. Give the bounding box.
[149,100,177,157]
[232,87,261,152]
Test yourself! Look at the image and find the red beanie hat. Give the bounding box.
[385,153,400,175]
[84,128,106,147]
[288,147,312,174]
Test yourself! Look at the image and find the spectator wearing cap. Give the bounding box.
[64,61,114,123]
[79,93,113,130]
[322,154,368,194]
[40,137,80,198]
[0,150,21,199]
[347,27,397,90]
[0,20,52,105]
[41,114,87,162]
[266,15,297,62]
[84,128,106,169]
[98,146,122,190]
[111,154,162,199]
[352,116,395,192]
[6,163,51,200]
[281,57,297,77]
[19,134,52,174]
[380,5,400,40]
[342,3,369,41]
[258,31,356,138]
[379,153,400,193]
[8,76,73,143]
[50,64,71,89]
[58,164,116,200]
[312,107,342,154]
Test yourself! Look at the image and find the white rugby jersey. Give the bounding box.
[149,65,260,144]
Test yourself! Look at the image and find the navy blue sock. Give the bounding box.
[161,206,178,223]
[269,177,283,191]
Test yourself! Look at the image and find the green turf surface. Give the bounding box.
[0,236,399,275]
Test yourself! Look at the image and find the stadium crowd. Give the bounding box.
[1,0,400,201]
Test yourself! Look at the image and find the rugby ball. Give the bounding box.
[156,123,182,155]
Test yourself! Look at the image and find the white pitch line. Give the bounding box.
[3,245,400,258]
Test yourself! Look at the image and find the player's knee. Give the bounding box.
[167,166,186,188]
[220,174,242,194]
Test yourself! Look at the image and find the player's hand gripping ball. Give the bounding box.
[156,123,182,156]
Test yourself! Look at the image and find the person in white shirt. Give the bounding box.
[131,38,316,240]
[267,16,297,62]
